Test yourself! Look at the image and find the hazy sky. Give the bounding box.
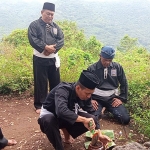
[22,0,150,2]
[21,0,150,3]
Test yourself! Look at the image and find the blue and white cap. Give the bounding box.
[100,46,115,59]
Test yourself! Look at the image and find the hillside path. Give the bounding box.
[0,95,148,150]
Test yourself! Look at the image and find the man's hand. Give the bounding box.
[44,44,56,54]
[83,118,96,132]
[91,100,99,110]
[99,134,112,149]
[112,98,122,107]
[43,50,50,56]
[76,116,96,132]
[98,130,112,149]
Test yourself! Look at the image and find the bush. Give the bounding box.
[59,47,94,82]
[115,47,150,137]
[0,43,33,94]
[2,29,29,47]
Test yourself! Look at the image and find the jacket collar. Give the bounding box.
[96,59,113,69]
[39,17,55,27]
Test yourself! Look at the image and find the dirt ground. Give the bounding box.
[0,94,149,150]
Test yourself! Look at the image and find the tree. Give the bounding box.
[117,35,138,52]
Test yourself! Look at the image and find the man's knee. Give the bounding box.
[119,114,130,125]
[94,108,103,120]
[38,114,57,132]
[122,115,130,125]
[113,106,130,125]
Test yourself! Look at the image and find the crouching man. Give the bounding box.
[38,70,111,150]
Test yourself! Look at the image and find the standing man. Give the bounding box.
[28,2,64,113]
[38,70,111,150]
[88,46,130,125]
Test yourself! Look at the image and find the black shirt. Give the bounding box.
[43,82,100,128]
[88,60,128,103]
[28,17,64,66]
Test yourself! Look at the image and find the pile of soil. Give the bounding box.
[0,95,149,150]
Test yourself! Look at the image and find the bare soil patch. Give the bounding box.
[0,95,149,150]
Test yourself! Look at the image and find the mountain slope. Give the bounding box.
[0,0,150,49]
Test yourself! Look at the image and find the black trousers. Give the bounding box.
[38,112,97,150]
[33,63,60,109]
[94,98,130,125]
[0,128,8,149]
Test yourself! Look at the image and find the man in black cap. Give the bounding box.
[38,70,111,150]
[28,2,64,114]
[88,46,130,125]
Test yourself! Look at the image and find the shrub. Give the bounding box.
[59,47,94,82]
[0,43,33,94]
[2,29,29,47]
[115,47,150,137]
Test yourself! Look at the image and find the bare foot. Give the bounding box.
[64,137,74,144]
[7,139,17,146]
[101,107,106,115]
[35,109,41,114]
[61,128,74,144]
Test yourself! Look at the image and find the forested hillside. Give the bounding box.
[0,0,150,49]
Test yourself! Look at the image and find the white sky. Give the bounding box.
[18,0,150,6]
[22,0,150,3]
[89,0,150,1]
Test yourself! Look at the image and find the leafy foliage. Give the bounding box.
[115,47,150,136]
[2,29,29,47]
[0,20,150,138]
[85,130,115,149]
[57,21,86,49]
[57,21,102,58]
[59,47,94,82]
[117,35,138,52]
[0,43,33,94]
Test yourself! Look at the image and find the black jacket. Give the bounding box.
[88,60,128,103]
[28,17,64,66]
[43,82,100,128]
[28,17,64,53]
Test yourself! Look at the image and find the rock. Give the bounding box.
[143,142,150,148]
[112,142,147,150]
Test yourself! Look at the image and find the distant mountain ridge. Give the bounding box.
[0,0,150,49]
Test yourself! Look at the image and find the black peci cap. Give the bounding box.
[79,70,100,89]
[43,2,55,12]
